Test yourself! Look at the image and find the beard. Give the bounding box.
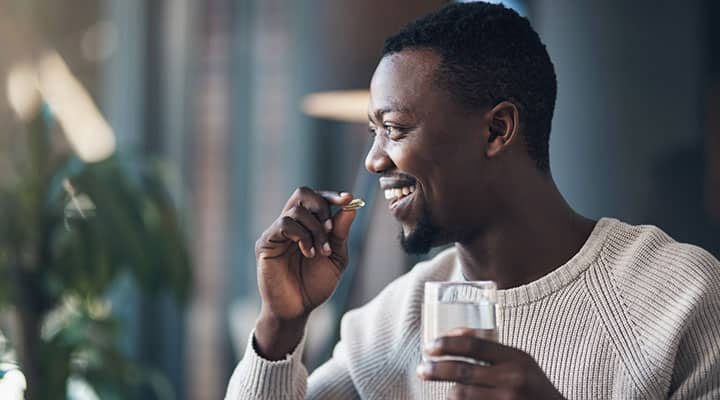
[399,204,440,254]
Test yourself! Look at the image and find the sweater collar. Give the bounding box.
[451,217,615,307]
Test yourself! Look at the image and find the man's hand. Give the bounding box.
[254,187,357,360]
[417,328,565,400]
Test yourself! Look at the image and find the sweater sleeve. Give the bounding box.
[224,326,362,400]
[667,253,720,399]
[224,330,308,400]
[600,224,720,399]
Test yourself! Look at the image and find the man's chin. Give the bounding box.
[397,203,442,255]
[399,224,436,255]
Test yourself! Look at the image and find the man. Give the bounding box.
[226,2,720,399]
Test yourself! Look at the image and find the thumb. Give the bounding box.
[330,206,358,241]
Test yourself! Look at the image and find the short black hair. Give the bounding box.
[382,2,556,173]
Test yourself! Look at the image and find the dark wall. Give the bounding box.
[533,0,720,256]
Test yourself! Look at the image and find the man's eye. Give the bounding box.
[384,125,405,139]
[369,125,406,139]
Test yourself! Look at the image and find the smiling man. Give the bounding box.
[226,2,720,399]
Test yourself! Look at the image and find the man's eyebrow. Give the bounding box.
[367,105,413,121]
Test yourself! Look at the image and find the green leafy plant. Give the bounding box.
[0,107,191,399]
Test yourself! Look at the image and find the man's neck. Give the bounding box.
[455,181,595,289]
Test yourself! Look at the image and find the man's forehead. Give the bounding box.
[371,49,440,89]
[368,49,441,117]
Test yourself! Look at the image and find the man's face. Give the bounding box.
[365,49,494,253]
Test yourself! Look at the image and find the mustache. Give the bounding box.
[381,172,417,182]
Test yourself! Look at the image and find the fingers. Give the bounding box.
[426,333,510,364]
[284,204,332,256]
[263,187,354,257]
[447,384,495,399]
[317,190,353,206]
[285,187,351,232]
[417,359,498,386]
[316,190,356,241]
[261,187,357,259]
[317,190,354,233]
[446,327,498,341]
[330,205,358,241]
[262,216,315,258]
[421,331,563,399]
[419,359,547,400]
[417,358,534,399]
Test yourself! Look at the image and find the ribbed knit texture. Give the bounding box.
[225,218,720,399]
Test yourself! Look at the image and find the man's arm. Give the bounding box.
[225,187,359,399]
[668,267,720,399]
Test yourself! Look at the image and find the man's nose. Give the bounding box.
[364,138,393,174]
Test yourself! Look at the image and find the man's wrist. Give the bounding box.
[254,312,308,361]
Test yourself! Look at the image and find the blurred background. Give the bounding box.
[0,0,718,399]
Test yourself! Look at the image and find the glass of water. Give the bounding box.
[422,281,497,363]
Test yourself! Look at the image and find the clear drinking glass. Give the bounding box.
[422,281,497,363]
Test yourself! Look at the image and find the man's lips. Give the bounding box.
[379,175,417,191]
[379,175,418,216]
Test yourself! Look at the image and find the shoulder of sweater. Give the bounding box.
[600,218,720,294]
[588,219,720,387]
[593,218,720,343]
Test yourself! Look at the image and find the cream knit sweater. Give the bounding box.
[226,218,720,399]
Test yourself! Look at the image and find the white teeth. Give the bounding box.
[383,185,417,201]
[400,185,416,195]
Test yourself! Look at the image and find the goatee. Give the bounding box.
[399,207,438,254]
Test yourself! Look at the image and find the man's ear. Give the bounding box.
[486,101,519,158]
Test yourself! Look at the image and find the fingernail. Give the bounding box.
[422,341,433,353]
[322,242,331,255]
[309,247,316,257]
[427,339,441,354]
[422,341,435,354]
[416,363,431,377]
[324,220,333,232]
[340,192,351,197]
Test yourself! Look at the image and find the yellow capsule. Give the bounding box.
[342,198,365,211]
